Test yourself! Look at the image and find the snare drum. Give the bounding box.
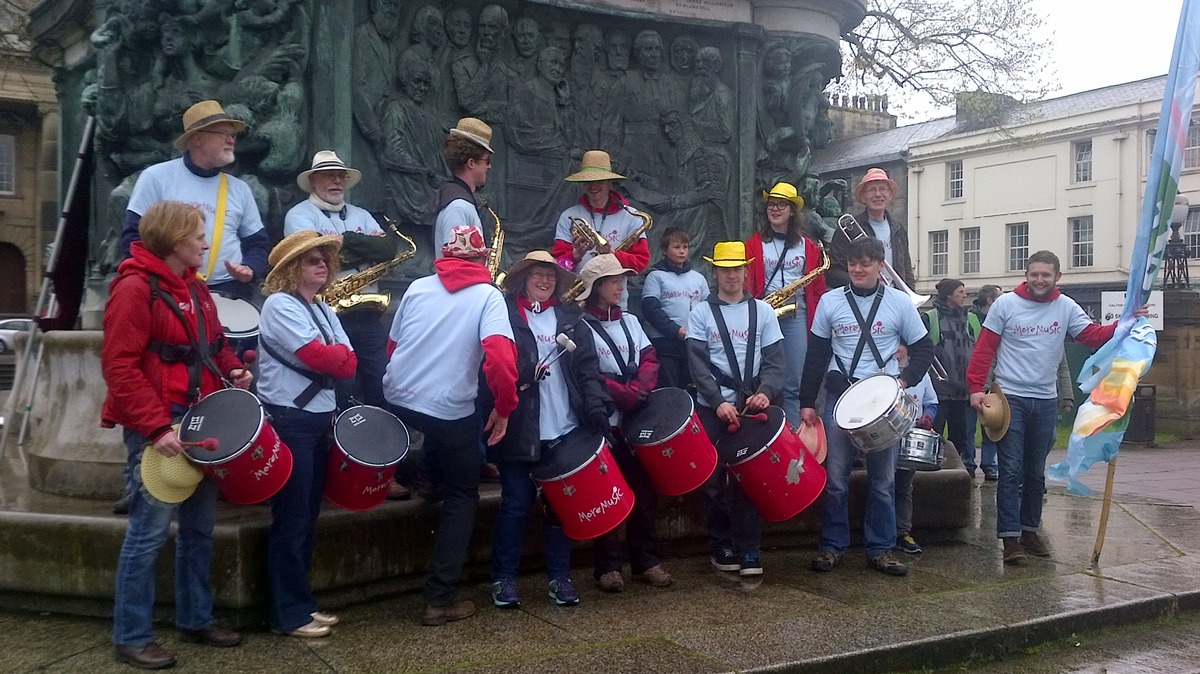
[212,291,261,340]
[325,405,411,511]
[833,373,916,453]
[716,406,827,522]
[181,388,293,504]
[531,428,635,541]
[898,428,944,471]
[619,387,717,496]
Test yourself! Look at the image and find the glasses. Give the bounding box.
[198,129,238,140]
[302,254,328,267]
[766,201,791,211]
[527,270,557,280]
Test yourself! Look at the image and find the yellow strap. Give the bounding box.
[200,173,229,281]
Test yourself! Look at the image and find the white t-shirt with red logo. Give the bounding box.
[526,307,579,441]
[586,313,651,426]
[810,285,928,380]
[984,292,1093,399]
[761,238,808,296]
[687,297,784,409]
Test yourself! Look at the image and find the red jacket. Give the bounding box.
[101,242,243,440]
[744,232,827,328]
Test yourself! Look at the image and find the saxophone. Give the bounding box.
[318,217,417,313]
[562,206,653,303]
[762,242,830,318]
[482,201,506,285]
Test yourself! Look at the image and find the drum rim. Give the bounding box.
[332,405,411,468]
[183,388,266,465]
[833,372,903,429]
[211,291,262,338]
[621,387,696,447]
[725,407,787,467]
[532,437,607,482]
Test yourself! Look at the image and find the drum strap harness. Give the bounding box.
[834,284,887,382]
[257,294,337,409]
[145,274,226,404]
[710,299,758,408]
[583,317,637,383]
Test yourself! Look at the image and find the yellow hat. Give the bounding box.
[762,182,805,210]
[265,230,343,288]
[173,100,247,150]
[980,384,1011,443]
[703,241,754,268]
[141,436,204,504]
[564,150,626,182]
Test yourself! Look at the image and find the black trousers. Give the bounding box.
[336,309,388,409]
[592,432,661,577]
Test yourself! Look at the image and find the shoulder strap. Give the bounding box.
[710,299,757,406]
[147,274,217,402]
[838,285,887,378]
[584,316,637,383]
[199,173,229,281]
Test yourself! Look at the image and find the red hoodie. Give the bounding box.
[101,242,243,440]
[744,232,827,328]
[966,282,1116,394]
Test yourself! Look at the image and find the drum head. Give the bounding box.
[834,374,901,430]
[334,405,410,467]
[715,406,785,465]
[619,387,694,445]
[212,292,261,336]
[181,389,263,463]
[531,427,606,481]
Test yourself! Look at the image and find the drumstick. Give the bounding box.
[535,335,578,381]
[232,349,257,378]
[726,413,767,434]
[181,438,220,451]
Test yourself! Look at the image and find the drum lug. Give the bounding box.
[563,485,576,496]
[340,461,351,472]
[661,447,674,458]
[251,447,264,461]
[770,451,780,464]
[599,461,608,475]
[214,468,228,479]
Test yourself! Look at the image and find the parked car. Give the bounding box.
[0,318,34,355]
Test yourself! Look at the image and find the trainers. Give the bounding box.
[711,548,740,572]
[867,550,909,576]
[548,577,580,606]
[596,570,625,592]
[492,578,521,608]
[634,565,673,588]
[897,534,923,555]
[310,611,339,626]
[739,553,763,576]
[272,620,331,638]
[1020,531,1051,557]
[983,469,999,482]
[1002,538,1027,565]
[811,550,841,572]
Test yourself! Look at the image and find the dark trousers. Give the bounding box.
[393,406,483,606]
[336,309,388,409]
[593,433,661,578]
[651,338,690,391]
[696,405,762,556]
[263,405,333,632]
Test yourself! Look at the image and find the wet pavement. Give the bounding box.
[3,441,1200,673]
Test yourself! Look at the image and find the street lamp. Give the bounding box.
[1164,194,1190,289]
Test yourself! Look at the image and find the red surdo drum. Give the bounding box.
[619,387,717,496]
[531,428,635,541]
[324,405,410,511]
[716,406,827,522]
[181,388,293,505]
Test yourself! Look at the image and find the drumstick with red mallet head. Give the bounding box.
[232,349,257,379]
[181,438,220,451]
[726,412,768,434]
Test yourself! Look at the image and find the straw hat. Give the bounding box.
[795,417,828,465]
[703,241,754,268]
[503,250,576,297]
[853,167,898,203]
[297,150,362,193]
[762,181,805,210]
[979,384,1011,443]
[564,150,626,182]
[441,224,490,259]
[574,254,634,303]
[141,438,204,504]
[265,230,342,288]
[448,117,494,153]
[174,100,247,150]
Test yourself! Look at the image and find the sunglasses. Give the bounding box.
[302,254,329,267]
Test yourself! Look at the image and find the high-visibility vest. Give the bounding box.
[925,308,980,344]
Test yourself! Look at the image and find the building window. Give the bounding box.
[1185,208,1200,259]
[1070,216,1094,268]
[946,161,963,199]
[961,227,980,274]
[930,230,948,276]
[1007,222,1029,272]
[1072,140,1092,183]
[1186,125,1200,170]
[0,135,14,195]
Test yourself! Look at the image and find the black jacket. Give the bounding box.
[826,209,915,289]
[481,295,613,463]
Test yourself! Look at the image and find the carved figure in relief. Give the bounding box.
[568,23,606,148]
[602,30,683,185]
[353,0,403,146]
[451,4,512,212]
[510,17,542,80]
[381,47,447,227]
[689,46,732,146]
[438,7,474,116]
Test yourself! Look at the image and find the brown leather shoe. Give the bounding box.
[114,642,176,669]
[634,564,674,588]
[179,624,243,647]
[422,599,476,626]
[1020,531,1051,557]
[1003,538,1027,565]
[386,481,411,501]
[596,570,625,592]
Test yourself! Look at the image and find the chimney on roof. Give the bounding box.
[955,91,1018,130]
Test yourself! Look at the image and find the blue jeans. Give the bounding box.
[491,456,573,581]
[995,395,1058,538]
[935,399,993,472]
[113,421,218,647]
[777,312,807,427]
[263,405,333,632]
[819,397,897,557]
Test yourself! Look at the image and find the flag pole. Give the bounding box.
[1091,457,1118,566]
